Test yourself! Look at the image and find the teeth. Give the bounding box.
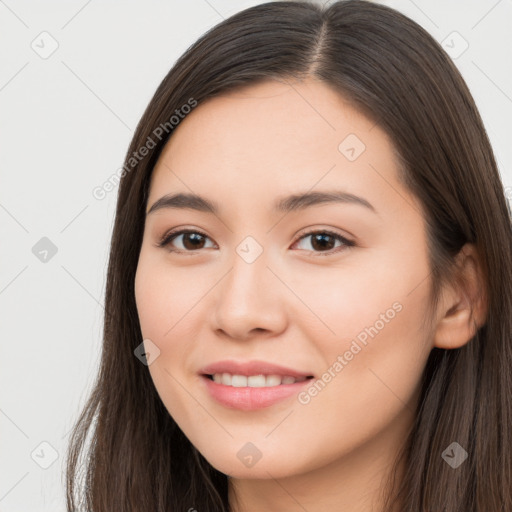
[211,373,307,387]
[266,374,282,386]
[231,375,247,387]
[247,375,266,387]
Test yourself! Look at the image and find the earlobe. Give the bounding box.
[433,243,488,350]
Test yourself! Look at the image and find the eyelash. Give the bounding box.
[157,228,356,257]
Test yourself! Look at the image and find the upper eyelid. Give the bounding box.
[159,228,213,245]
[294,227,354,242]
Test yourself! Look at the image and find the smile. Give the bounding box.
[201,374,314,410]
[208,373,310,387]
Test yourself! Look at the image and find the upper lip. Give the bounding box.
[199,360,314,378]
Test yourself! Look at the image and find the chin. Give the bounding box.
[196,443,308,480]
[210,458,294,479]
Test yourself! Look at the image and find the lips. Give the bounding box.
[198,360,315,410]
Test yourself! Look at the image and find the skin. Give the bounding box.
[134,78,486,511]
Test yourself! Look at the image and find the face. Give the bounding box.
[134,78,435,480]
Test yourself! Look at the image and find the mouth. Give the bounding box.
[198,360,315,410]
[203,373,314,387]
[200,372,315,410]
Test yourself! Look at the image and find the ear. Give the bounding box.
[433,243,488,349]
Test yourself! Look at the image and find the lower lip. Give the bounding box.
[201,375,312,411]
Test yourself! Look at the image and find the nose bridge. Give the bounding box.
[213,236,286,337]
[223,238,271,308]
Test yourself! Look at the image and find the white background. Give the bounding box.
[1,0,511,510]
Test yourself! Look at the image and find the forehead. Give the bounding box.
[158,78,381,169]
[147,78,413,217]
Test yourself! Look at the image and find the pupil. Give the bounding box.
[312,233,334,251]
[183,233,205,250]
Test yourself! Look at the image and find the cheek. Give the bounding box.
[134,250,215,392]
[134,253,202,421]
[286,250,426,346]
[289,300,430,473]
[291,248,432,416]
[134,251,202,341]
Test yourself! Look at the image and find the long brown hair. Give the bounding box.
[66,1,512,510]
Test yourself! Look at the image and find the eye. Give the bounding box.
[157,228,355,256]
[157,229,216,252]
[291,229,355,256]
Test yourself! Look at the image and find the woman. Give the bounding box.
[66,1,512,510]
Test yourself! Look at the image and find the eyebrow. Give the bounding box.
[146,190,377,216]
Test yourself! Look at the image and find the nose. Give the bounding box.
[211,248,288,341]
